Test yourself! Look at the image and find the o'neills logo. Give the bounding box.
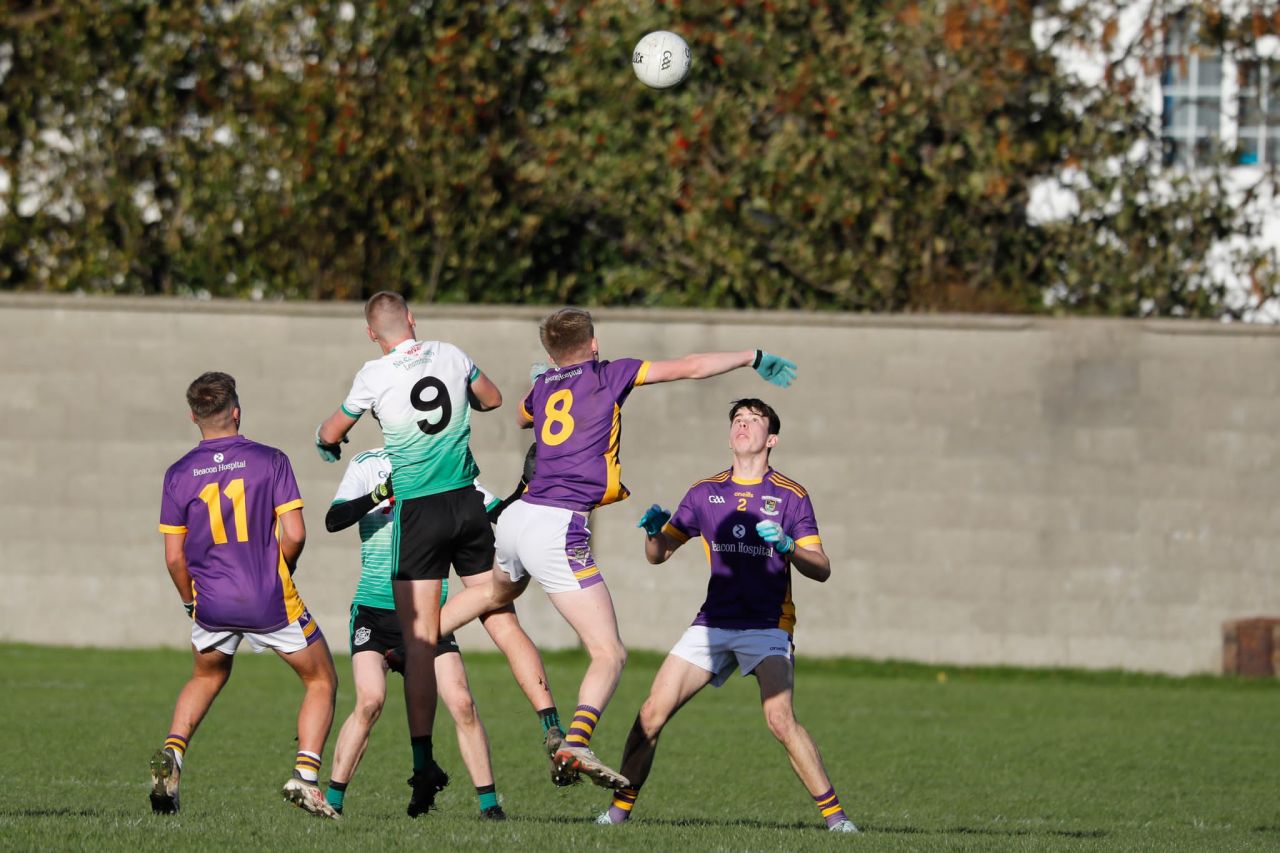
[192,459,247,476]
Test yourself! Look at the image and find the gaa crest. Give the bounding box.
[761,496,781,517]
[569,546,590,567]
[353,626,371,646]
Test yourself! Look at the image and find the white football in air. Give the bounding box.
[632,30,692,89]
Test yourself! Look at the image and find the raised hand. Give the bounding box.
[752,351,797,388]
[637,504,672,537]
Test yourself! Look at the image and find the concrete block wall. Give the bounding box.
[2,294,1277,675]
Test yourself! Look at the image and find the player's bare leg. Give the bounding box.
[151,645,233,814]
[545,582,629,789]
[461,570,551,710]
[394,578,448,817]
[437,651,505,819]
[437,652,493,787]
[597,655,713,825]
[452,568,570,785]
[276,636,340,819]
[325,651,387,813]
[754,656,857,832]
[440,568,526,635]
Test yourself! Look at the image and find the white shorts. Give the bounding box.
[670,625,794,687]
[192,612,323,656]
[495,500,603,594]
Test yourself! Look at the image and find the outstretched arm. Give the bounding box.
[643,349,797,387]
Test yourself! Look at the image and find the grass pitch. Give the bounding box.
[1,643,1277,851]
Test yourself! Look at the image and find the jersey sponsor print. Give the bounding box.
[662,468,821,635]
[158,435,307,634]
[519,358,650,512]
[341,339,483,501]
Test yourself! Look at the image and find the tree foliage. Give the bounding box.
[1,0,1277,317]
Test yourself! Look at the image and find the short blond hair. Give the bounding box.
[539,307,594,363]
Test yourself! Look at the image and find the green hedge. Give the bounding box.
[1,1,1275,316]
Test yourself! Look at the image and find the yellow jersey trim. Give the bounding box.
[158,524,188,534]
[634,360,652,386]
[794,535,822,549]
[731,474,764,485]
[662,522,689,544]
[275,498,304,515]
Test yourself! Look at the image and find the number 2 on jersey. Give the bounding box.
[199,478,248,544]
[541,389,575,446]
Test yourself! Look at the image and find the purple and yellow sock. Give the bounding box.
[564,704,601,748]
[295,750,322,783]
[813,786,848,828]
[163,733,188,770]
[606,787,638,824]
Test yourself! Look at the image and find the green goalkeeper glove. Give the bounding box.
[315,426,348,463]
[638,504,672,537]
[755,520,796,555]
[752,351,797,388]
[183,601,194,619]
[371,479,392,504]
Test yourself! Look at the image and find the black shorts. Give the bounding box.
[349,605,460,657]
[393,487,495,581]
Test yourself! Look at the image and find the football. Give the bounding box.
[632,30,691,89]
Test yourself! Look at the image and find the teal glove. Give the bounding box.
[183,601,194,619]
[638,504,672,537]
[530,361,551,385]
[753,350,797,388]
[755,520,795,555]
[315,426,348,463]
[371,479,392,504]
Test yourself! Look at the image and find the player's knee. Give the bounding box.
[355,696,384,725]
[637,700,669,738]
[589,640,627,673]
[764,708,797,741]
[445,696,478,727]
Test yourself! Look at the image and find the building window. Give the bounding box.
[1160,17,1224,166]
[1237,61,1280,165]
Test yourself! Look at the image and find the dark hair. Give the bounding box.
[539,307,594,362]
[728,398,780,435]
[186,372,239,420]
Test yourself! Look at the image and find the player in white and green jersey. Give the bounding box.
[322,448,508,819]
[315,292,505,817]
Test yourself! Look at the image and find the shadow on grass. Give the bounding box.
[875,824,1107,839]
[503,813,1108,838]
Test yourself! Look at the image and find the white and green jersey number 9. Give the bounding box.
[411,376,452,435]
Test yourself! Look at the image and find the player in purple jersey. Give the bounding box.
[597,399,858,833]
[439,307,798,789]
[150,373,340,820]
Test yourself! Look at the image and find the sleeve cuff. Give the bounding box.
[634,360,652,386]
[661,522,689,544]
[275,499,305,515]
[158,524,188,535]
[469,365,481,381]
[794,535,821,549]
[340,404,363,419]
